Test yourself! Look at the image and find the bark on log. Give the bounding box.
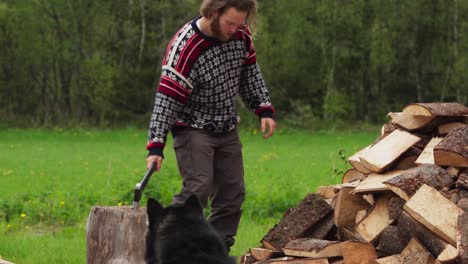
[434,126,468,167]
[303,212,335,240]
[398,212,451,257]
[261,194,333,250]
[402,102,468,117]
[388,195,406,221]
[86,206,147,264]
[457,171,468,190]
[384,164,454,201]
[381,122,398,137]
[377,226,410,256]
[283,239,341,259]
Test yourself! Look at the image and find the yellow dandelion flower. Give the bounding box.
[7,224,11,228]
[21,213,26,218]
[117,202,123,206]
[60,201,65,206]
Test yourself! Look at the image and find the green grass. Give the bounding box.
[0,127,378,263]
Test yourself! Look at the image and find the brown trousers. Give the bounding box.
[172,127,245,239]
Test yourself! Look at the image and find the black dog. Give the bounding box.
[145,195,236,264]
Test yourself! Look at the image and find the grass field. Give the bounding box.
[0,127,378,263]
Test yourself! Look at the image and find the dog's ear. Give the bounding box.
[184,194,203,212]
[147,198,164,221]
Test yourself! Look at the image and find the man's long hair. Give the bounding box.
[200,0,257,33]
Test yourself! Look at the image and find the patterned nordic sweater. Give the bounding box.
[147,17,275,156]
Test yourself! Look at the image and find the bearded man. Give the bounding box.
[146,0,276,252]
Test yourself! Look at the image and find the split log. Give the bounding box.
[404,185,461,246]
[400,238,427,257]
[341,169,366,184]
[415,138,444,165]
[376,255,404,264]
[259,257,329,264]
[438,122,466,135]
[434,126,468,167]
[359,130,421,173]
[337,227,365,242]
[317,186,338,199]
[402,251,435,264]
[377,226,410,256]
[348,146,372,174]
[381,122,399,137]
[446,167,460,179]
[355,194,394,242]
[458,204,468,264]
[388,112,435,131]
[393,146,421,170]
[362,194,375,206]
[435,244,458,264]
[398,212,456,258]
[333,187,370,228]
[283,239,342,259]
[262,194,333,250]
[384,164,454,201]
[86,206,147,264]
[250,248,284,261]
[352,170,404,194]
[340,241,377,264]
[241,253,257,264]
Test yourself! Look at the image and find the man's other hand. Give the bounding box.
[261,117,276,139]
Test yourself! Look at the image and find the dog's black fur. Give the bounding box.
[145,195,236,264]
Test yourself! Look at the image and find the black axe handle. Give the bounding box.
[132,162,156,210]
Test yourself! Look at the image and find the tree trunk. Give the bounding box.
[86,206,147,264]
[138,0,146,66]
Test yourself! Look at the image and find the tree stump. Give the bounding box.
[86,206,147,264]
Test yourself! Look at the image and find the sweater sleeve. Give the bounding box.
[147,28,195,155]
[239,28,275,118]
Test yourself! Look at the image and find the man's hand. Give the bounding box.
[261,117,276,139]
[146,155,163,171]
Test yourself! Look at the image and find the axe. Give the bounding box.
[132,162,156,210]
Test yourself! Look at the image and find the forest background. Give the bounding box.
[1,0,466,128]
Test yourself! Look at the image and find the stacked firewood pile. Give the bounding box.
[242,102,468,264]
